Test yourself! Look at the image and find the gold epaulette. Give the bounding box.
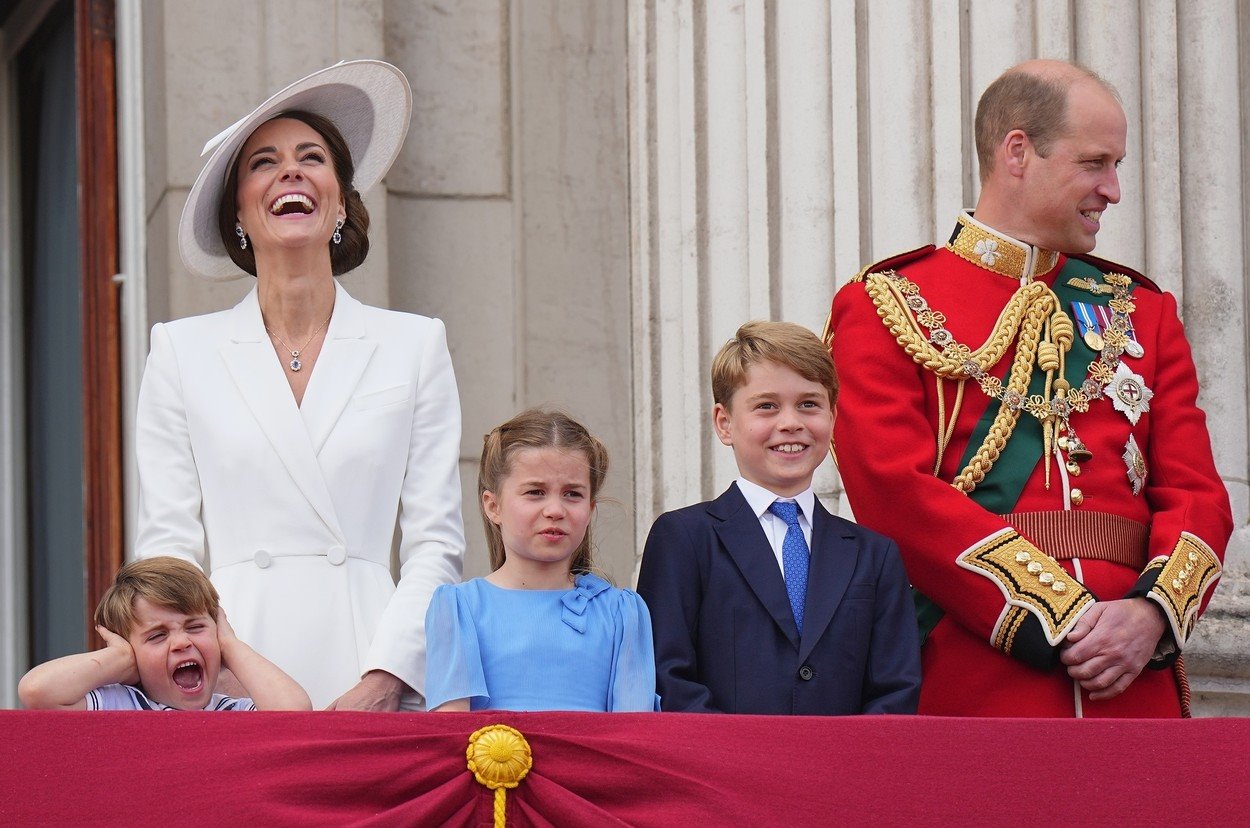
[825,246,936,345]
[849,245,935,283]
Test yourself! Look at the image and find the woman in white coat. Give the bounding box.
[135,61,463,710]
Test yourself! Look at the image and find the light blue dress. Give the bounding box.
[424,573,660,711]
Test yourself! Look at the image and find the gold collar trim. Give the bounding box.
[946,211,1059,281]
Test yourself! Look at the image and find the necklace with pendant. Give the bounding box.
[265,312,332,372]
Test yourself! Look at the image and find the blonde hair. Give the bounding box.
[479,409,609,574]
[975,62,1118,179]
[711,320,837,409]
[95,557,220,638]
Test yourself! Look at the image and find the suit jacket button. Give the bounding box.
[253,549,271,569]
[798,665,814,681]
[327,545,347,566]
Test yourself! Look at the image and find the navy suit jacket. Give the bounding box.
[636,483,921,714]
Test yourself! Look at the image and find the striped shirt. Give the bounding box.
[85,683,256,711]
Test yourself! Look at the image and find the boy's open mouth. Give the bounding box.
[172,660,203,692]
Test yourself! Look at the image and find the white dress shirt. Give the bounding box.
[735,477,815,578]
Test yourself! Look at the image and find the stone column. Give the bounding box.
[629,0,847,547]
[385,0,633,582]
[1170,1,1250,715]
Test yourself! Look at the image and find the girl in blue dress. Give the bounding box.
[425,409,659,712]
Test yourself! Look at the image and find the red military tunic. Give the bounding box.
[827,212,1232,717]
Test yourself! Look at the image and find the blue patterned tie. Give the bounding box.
[768,499,809,634]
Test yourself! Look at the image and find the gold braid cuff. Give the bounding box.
[1146,533,1222,645]
[957,529,1095,647]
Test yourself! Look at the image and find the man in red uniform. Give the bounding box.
[827,59,1232,716]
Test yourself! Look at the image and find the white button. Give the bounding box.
[254,549,272,569]
[327,546,347,566]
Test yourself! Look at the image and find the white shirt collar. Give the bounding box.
[735,477,816,523]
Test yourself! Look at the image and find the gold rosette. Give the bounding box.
[467,724,533,827]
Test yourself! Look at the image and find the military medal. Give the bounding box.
[1071,301,1105,351]
[1104,363,1153,425]
[1095,304,1144,358]
[1122,434,1148,495]
[1121,312,1145,357]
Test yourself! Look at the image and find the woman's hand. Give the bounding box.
[325,670,406,711]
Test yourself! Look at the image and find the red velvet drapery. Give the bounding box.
[3,711,1246,825]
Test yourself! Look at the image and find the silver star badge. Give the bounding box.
[1104,362,1153,425]
[1122,434,1148,495]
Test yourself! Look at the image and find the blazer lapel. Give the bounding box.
[711,484,801,650]
[218,288,347,544]
[798,502,859,663]
[299,284,377,454]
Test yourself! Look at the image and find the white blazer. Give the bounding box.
[134,283,464,708]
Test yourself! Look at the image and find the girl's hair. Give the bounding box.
[479,409,609,574]
[95,557,220,638]
[217,109,371,276]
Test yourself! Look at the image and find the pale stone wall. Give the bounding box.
[383,0,632,582]
[628,0,1250,714]
[143,0,392,324]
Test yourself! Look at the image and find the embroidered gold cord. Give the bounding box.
[865,271,1045,377]
[933,377,966,476]
[864,268,1137,495]
[951,290,1053,492]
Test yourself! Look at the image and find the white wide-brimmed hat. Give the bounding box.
[178,59,412,281]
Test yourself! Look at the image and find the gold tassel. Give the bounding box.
[1048,307,1076,489]
[1037,316,1059,488]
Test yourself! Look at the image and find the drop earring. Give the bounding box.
[236,223,248,250]
[332,218,344,245]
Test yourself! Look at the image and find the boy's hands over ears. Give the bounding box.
[95,625,140,686]
[216,608,239,670]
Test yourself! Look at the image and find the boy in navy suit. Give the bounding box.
[637,321,921,714]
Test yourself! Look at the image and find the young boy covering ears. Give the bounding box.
[19,557,310,711]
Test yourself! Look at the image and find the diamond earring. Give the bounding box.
[235,223,248,250]
[332,218,344,245]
